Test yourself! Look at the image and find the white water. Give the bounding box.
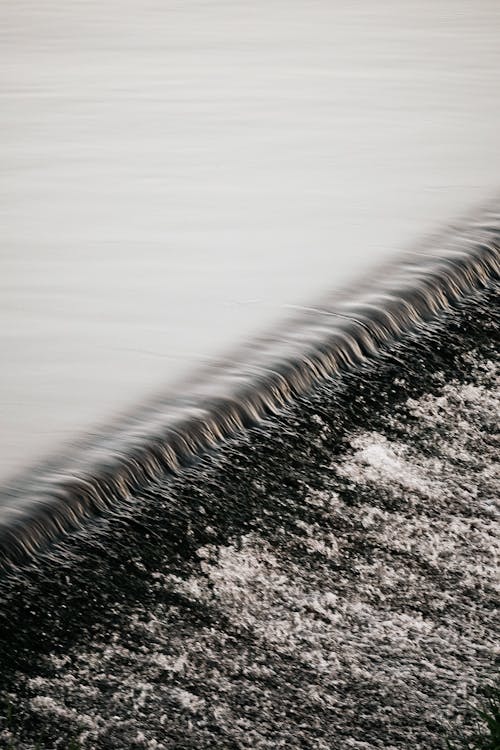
[1,0,499,482]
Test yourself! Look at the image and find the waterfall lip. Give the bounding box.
[0,203,499,573]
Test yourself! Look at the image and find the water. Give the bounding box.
[2,0,500,484]
[0,8,499,742]
[0,283,497,748]
[0,212,498,570]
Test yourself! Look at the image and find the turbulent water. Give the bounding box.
[1,1,500,746]
[0,279,498,748]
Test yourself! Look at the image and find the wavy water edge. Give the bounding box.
[0,205,499,572]
[0,262,497,749]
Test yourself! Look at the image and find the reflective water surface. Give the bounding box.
[1,0,500,481]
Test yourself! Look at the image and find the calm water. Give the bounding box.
[1,0,500,482]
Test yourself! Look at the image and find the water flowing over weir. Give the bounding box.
[0,206,499,573]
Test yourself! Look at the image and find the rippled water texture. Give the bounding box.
[1,4,499,746]
[2,0,500,481]
[0,284,497,748]
[0,212,497,570]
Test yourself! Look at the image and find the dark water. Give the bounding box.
[0,279,498,748]
[2,2,500,744]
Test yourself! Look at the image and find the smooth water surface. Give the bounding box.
[1,0,499,481]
